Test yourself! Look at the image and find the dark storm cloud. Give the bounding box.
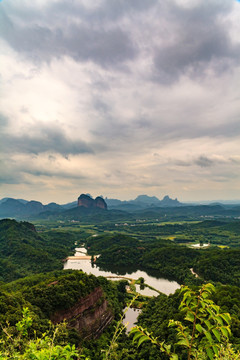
[6,0,156,26]
[148,116,240,143]
[90,114,240,154]
[2,126,93,156]
[1,0,239,80]
[153,1,240,83]
[76,0,157,22]
[0,5,137,66]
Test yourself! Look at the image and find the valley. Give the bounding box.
[1,202,240,359]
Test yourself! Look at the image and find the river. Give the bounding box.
[64,247,180,331]
[64,248,180,296]
[122,307,141,332]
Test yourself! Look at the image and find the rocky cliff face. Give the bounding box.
[77,194,107,210]
[51,287,113,339]
[94,196,107,209]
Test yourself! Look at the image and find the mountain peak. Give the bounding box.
[78,194,107,210]
[161,195,181,206]
[135,195,160,204]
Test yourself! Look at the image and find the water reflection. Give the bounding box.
[75,247,87,255]
[135,284,158,297]
[64,258,180,296]
[123,307,141,333]
[64,248,180,332]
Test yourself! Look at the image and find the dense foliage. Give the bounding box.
[86,223,240,286]
[0,219,76,282]
[87,233,201,284]
[0,307,80,359]
[1,217,240,359]
[0,269,126,357]
[131,284,237,360]
[194,248,240,286]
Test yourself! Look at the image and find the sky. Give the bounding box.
[1,0,240,204]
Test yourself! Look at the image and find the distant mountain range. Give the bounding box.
[105,194,183,211]
[0,194,181,218]
[1,194,240,221]
[0,198,63,218]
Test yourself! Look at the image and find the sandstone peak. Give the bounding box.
[77,194,107,210]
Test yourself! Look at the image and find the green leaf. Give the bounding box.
[206,308,214,317]
[220,326,229,338]
[204,330,213,344]
[183,290,192,300]
[215,315,223,326]
[201,292,209,299]
[185,312,194,322]
[212,328,221,342]
[206,347,214,360]
[204,320,212,330]
[180,285,190,294]
[196,323,203,333]
[226,325,231,335]
[219,313,231,324]
[204,283,215,294]
[169,320,178,327]
[170,354,179,360]
[164,344,171,353]
[138,335,150,347]
[212,304,220,313]
[176,338,189,347]
[133,332,145,342]
[130,327,140,334]
[212,344,219,356]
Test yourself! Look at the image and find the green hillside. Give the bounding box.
[0,219,76,282]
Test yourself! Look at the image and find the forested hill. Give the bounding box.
[0,219,76,282]
[0,270,125,348]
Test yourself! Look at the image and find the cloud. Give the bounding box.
[0,3,137,67]
[0,151,87,188]
[152,1,240,83]
[0,113,8,128]
[171,153,240,169]
[1,0,240,202]
[1,0,239,81]
[194,156,215,167]
[20,168,86,180]
[2,125,93,156]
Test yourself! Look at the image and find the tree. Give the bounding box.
[131,283,239,359]
[0,308,83,360]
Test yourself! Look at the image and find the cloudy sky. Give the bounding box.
[1,0,240,204]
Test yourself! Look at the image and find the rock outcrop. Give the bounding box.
[77,194,107,210]
[94,196,107,209]
[160,195,181,207]
[51,287,112,339]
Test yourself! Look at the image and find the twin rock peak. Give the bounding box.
[77,194,107,210]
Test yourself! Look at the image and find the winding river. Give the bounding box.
[64,247,180,330]
[64,248,180,296]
